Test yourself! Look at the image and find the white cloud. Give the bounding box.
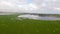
[54,7,60,10]
[17,3,38,12]
[0,0,60,14]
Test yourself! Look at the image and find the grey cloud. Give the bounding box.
[0,0,60,14]
[33,0,60,8]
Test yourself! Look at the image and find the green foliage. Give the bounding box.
[0,15,60,34]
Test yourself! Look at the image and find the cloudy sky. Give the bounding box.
[0,0,60,14]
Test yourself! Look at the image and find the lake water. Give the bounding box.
[38,16,60,20]
[18,15,60,20]
[0,13,60,20]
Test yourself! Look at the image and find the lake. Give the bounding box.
[38,16,60,20]
[18,15,60,20]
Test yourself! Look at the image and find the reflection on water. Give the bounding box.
[18,15,60,20]
[38,16,60,20]
[0,13,60,20]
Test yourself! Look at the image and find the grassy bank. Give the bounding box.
[0,15,60,34]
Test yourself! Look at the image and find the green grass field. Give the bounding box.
[0,15,60,34]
